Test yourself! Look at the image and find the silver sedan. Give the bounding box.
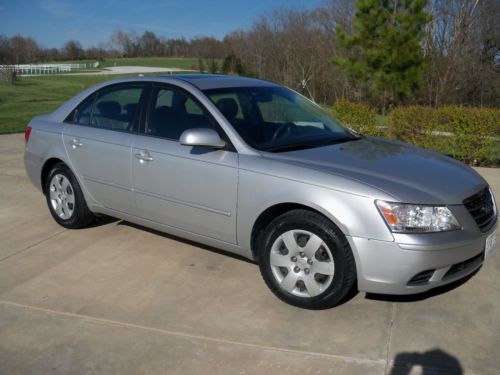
[24,75,497,309]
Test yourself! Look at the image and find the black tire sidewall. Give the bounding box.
[45,163,93,228]
[259,210,355,309]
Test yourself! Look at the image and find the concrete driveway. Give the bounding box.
[0,133,498,375]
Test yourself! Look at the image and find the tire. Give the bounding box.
[258,209,356,309]
[44,162,95,229]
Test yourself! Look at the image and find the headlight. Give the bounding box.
[376,200,461,233]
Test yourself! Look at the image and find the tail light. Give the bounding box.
[25,126,32,144]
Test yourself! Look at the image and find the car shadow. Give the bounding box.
[389,348,463,374]
[116,220,256,265]
[86,215,119,228]
[365,268,480,303]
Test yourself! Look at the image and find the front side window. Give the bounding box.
[92,85,144,131]
[146,86,214,140]
[204,86,360,152]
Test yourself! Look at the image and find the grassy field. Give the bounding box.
[0,56,207,133]
[0,75,124,133]
[55,57,202,70]
[99,57,201,70]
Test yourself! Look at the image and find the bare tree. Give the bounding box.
[63,40,84,60]
[423,0,499,107]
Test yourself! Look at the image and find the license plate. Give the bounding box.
[485,231,497,258]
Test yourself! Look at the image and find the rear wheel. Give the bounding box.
[258,209,356,309]
[45,163,94,228]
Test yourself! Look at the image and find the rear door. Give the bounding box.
[63,82,146,213]
[132,83,238,243]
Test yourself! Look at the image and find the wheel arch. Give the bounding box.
[41,157,65,194]
[250,202,347,262]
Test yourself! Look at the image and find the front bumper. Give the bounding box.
[349,221,497,295]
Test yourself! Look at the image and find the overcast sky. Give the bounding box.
[0,0,325,48]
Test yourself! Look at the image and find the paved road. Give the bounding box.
[0,133,498,374]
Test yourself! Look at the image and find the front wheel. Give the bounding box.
[45,163,95,229]
[258,209,356,309]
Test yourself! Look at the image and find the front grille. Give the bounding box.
[443,252,484,280]
[463,188,496,232]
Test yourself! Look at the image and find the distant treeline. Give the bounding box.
[1,0,498,108]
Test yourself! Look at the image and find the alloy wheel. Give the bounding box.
[49,174,75,220]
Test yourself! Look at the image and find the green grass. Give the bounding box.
[99,57,201,70]
[54,57,202,71]
[375,114,387,126]
[0,75,124,133]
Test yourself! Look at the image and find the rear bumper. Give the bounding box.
[24,147,43,192]
[349,223,497,295]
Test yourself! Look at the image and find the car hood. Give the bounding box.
[261,137,487,204]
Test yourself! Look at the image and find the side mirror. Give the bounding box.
[179,128,226,149]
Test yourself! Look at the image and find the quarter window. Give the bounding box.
[69,94,95,125]
[147,86,214,140]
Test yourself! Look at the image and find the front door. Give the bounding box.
[132,84,238,243]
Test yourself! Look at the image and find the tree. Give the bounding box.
[111,29,139,57]
[139,31,161,57]
[63,40,84,60]
[8,35,39,64]
[423,0,499,107]
[221,53,245,75]
[208,59,219,73]
[334,0,430,110]
[198,58,206,73]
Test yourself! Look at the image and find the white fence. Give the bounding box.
[0,62,100,76]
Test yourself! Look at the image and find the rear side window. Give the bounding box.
[92,85,144,131]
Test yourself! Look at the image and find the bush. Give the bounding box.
[332,100,381,136]
[387,106,499,166]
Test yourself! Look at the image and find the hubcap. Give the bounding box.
[49,174,75,220]
[269,229,335,298]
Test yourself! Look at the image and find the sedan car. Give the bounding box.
[24,74,497,309]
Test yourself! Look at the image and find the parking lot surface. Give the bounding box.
[0,133,498,374]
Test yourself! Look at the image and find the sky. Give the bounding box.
[0,0,326,48]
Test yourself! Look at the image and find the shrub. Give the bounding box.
[386,105,448,152]
[387,106,499,166]
[332,100,381,136]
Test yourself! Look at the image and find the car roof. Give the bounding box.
[157,74,280,90]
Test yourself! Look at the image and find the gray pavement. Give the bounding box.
[0,133,498,375]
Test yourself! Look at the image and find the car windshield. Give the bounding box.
[203,86,360,152]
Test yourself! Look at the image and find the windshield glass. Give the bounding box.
[203,86,360,152]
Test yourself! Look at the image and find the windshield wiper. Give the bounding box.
[320,135,362,147]
[264,143,318,153]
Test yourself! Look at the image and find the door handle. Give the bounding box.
[135,152,154,162]
[71,138,83,148]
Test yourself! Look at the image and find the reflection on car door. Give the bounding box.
[63,83,146,213]
[132,84,238,244]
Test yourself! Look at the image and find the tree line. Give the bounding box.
[1,0,498,108]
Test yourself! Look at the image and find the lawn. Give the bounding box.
[100,57,201,70]
[54,57,202,71]
[0,75,123,133]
